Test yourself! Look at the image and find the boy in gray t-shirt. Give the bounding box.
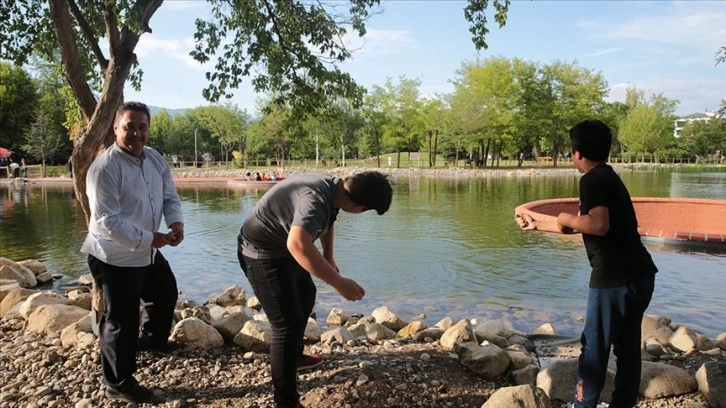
[237,171,392,408]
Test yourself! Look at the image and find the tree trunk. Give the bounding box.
[432,130,438,167]
[427,130,433,167]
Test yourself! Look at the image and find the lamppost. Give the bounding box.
[194,127,198,169]
[315,134,320,167]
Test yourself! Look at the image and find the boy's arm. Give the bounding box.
[287,226,364,301]
[516,214,575,234]
[557,205,610,236]
[319,226,339,272]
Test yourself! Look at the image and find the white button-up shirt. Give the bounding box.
[81,144,184,267]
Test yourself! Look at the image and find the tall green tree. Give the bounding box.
[538,60,608,166]
[618,105,668,161]
[0,62,38,155]
[23,110,66,175]
[149,109,174,155]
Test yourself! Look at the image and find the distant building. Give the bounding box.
[673,110,721,137]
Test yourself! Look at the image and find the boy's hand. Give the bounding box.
[335,277,366,301]
[515,214,536,231]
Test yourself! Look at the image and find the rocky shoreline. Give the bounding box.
[2,257,725,408]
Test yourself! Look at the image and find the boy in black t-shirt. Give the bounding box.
[516,119,657,408]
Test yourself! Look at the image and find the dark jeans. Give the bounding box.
[239,252,316,408]
[88,252,178,388]
[574,272,655,408]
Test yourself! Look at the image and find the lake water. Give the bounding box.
[1,169,725,337]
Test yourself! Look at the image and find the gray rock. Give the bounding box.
[481,384,550,408]
[0,287,36,317]
[640,361,697,398]
[642,315,674,345]
[696,361,726,408]
[440,319,476,351]
[371,306,408,331]
[0,262,37,288]
[455,342,510,380]
[212,311,251,342]
[171,317,224,350]
[536,358,614,404]
[511,364,540,386]
[26,304,89,334]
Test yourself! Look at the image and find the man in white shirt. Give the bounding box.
[81,101,184,404]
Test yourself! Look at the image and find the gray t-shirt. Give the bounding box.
[240,173,340,259]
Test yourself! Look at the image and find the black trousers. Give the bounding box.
[239,251,316,408]
[88,252,178,388]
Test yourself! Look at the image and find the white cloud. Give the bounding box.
[607,77,725,115]
[580,6,726,55]
[135,35,209,71]
[581,47,621,59]
[344,28,417,61]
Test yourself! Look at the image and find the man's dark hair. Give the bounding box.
[569,119,612,162]
[115,101,151,123]
[345,171,393,215]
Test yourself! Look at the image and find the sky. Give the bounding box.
[125,0,726,117]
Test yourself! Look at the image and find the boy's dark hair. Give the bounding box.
[345,171,393,215]
[115,101,151,123]
[569,119,612,162]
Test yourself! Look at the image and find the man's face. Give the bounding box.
[114,109,149,158]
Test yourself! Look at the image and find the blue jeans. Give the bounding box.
[240,253,316,408]
[574,272,655,408]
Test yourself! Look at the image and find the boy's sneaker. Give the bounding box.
[105,381,155,403]
[297,354,323,372]
[563,403,609,408]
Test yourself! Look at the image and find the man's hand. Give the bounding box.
[151,232,170,248]
[334,277,365,302]
[166,222,185,246]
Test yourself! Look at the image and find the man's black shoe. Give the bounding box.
[137,338,180,353]
[105,382,155,404]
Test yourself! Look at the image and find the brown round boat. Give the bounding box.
[515,197,726,244]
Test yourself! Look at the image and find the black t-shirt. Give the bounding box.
[580,164,657,288]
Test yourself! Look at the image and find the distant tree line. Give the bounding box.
[3,57,725,174]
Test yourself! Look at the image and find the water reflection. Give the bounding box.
[1,171,725,338]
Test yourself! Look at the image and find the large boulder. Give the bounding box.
[454,342,510,380]
[371,306,408,331]
[17,259,48,276]
[233,320,272,352]
[26,304,89,334]
[208,285,245,307]
[0,261,37,288]
[641,315,674,345]
[326,308,349,327]
[640,361,697,398]
[481,384,550,408]
[19,291,68,319]
[440,319,476,351]
[536,359,615,404]
[0,288,36,317]
[696,361,726,408]
[60,315,96,348]
[171,317,224,350]
[321,327,355,345]
[212,311,251,342]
